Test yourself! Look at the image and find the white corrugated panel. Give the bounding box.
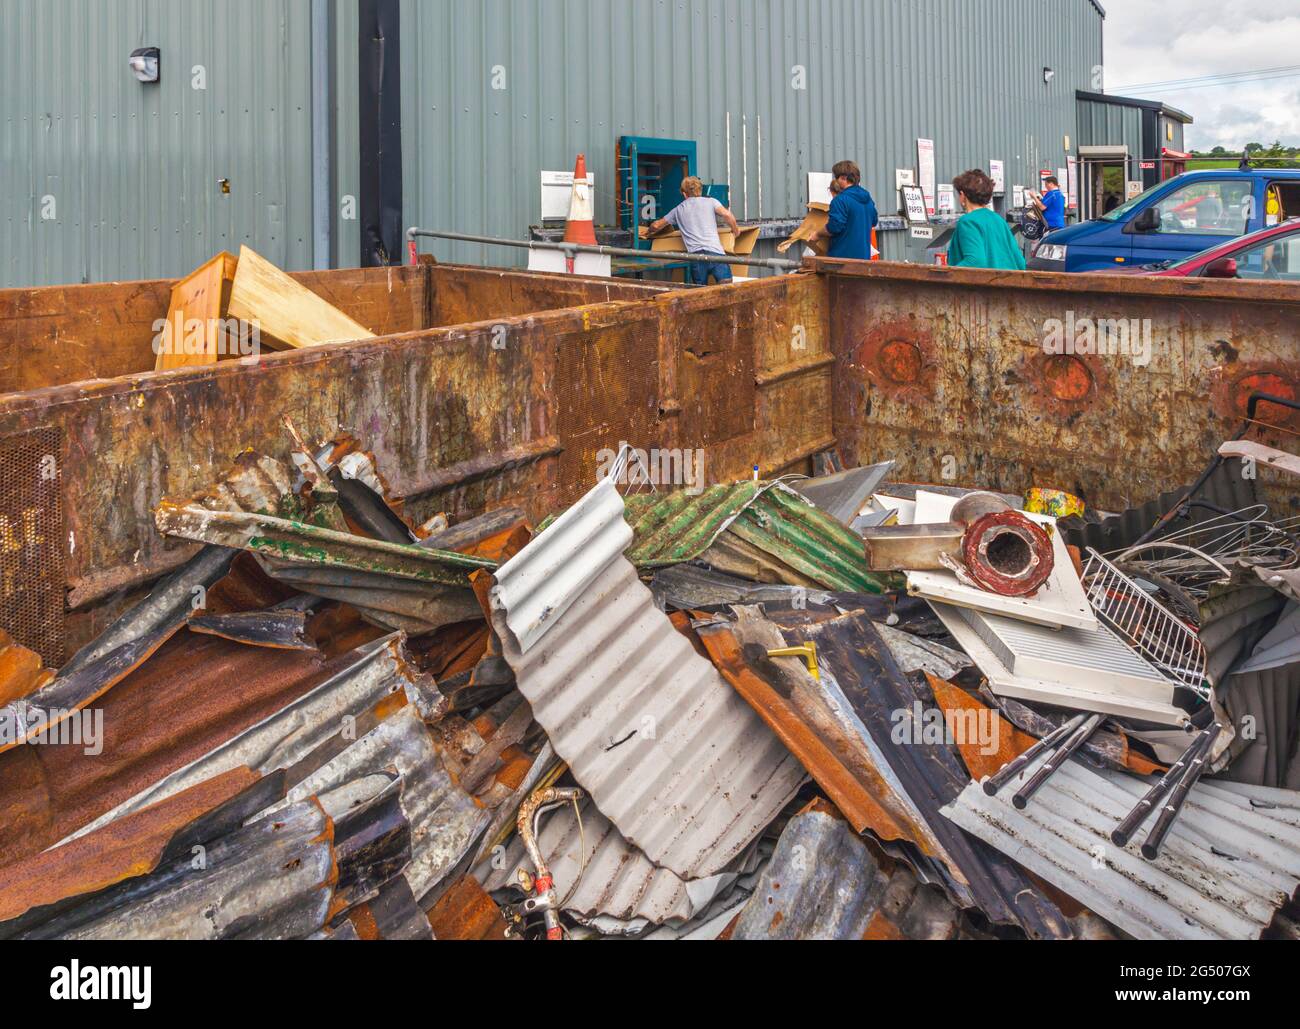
[942,755,1300,940]
[489,475,805,878]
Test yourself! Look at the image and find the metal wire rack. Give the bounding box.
[1081,548,1210,699]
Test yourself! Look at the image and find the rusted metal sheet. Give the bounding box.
[820,259,1300,515]
[0,630,53,707]
[0,765,258,929]
[1,266,832,655]
[425,876,511,941]
[0,426,64,666]
[0,629,370,866]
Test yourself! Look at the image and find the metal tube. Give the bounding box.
[983,713,1087,796]
[310,0,333,269]
[1141,723,1222,860]
[517,785,584,941]
[406,226,802,271]
[1110,726,1212,847]
[1012,713,1103,810]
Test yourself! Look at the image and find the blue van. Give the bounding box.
[1027,169,1300,273]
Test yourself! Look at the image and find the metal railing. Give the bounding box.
[405,226,804,272]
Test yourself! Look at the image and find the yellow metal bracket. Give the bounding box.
[766,642,819,681]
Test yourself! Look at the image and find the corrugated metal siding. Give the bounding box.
[401,0,1103,265]
[1076,96,1143,155]
[4,0,1102,283]
[1,0,314,287]
[943,756,1300,941]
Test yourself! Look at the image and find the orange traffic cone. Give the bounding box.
[563,154,597,272]
[870,226,880,261]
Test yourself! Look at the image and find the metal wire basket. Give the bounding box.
[1080,548,1210,699]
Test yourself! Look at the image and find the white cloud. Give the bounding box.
[1103,2,1300,150]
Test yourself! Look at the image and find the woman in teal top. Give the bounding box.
[946,169,1027,271]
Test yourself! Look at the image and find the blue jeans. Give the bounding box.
[689,254,733,286]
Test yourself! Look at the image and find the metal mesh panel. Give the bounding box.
[554,319,662,508]
[0,427,65,666]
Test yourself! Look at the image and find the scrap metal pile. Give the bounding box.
[1,427,1298,941]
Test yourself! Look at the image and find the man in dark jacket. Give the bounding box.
[810,160,878,260]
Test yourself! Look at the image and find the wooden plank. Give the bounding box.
[154,251,238,372]
[1219,439,1300,478]
[226,245,376,350]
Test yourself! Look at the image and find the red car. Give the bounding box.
[1113,218,1300,278]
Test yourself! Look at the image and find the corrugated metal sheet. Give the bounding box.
[731,806,969,940]
[60,632,442,844]
[2,0,315,287]
[402,0,1104,266]
[624,482,882,593]
[489,474,805,878]
[272,704,489,904]
[943,756,1300,940]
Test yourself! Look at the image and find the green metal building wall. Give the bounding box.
[1,0,318,288]
[3,0,1104,285]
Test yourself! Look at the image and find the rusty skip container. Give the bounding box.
[1,256,1297,665]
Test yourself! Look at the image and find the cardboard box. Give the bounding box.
[639,222,761,280]
[777,202,830,257]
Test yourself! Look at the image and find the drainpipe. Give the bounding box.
[310,0,333,269]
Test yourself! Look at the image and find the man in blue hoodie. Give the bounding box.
[810,160,878,260]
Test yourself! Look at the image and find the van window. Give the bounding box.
[1229,232,1300,282]
[1154,180,1253,235]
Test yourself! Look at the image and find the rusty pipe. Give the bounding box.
[516,785,584,940]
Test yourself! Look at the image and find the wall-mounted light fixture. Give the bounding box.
[1043,67,1055,85]
[128,47,161,83]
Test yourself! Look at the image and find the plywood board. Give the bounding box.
[155,251,238,372]
[226,245,375,350]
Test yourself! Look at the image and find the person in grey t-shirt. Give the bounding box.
[648,176,740,285]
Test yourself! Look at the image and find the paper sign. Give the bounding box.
[896,168,916,190]
[1013,186,1026,208]
[937,184,956,215]
[990,160,1005,195]
[918,138,936,215]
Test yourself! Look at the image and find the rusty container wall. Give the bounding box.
[822,260,1300,514]
[0,267,829,661]
[0,261,666,395]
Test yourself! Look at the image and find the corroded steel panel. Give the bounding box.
[822,260,1300,515]
[0,270,832,654]
[0,427,64,666]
